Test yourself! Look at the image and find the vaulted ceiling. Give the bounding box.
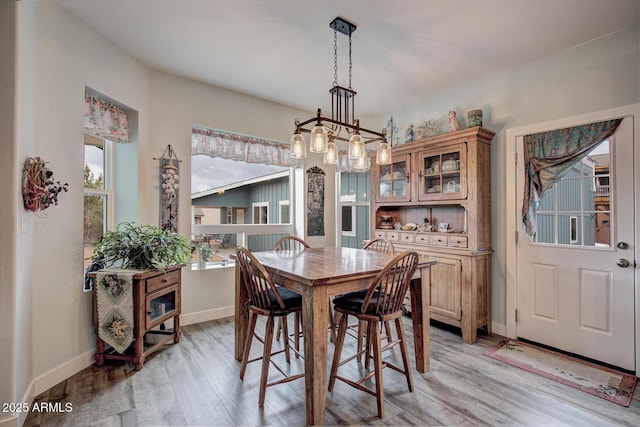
[58,0,639,115]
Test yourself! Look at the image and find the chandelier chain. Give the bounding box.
[348,33,352,89]
[333,29,338,87]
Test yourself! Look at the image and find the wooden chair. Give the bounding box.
[273,236,310,353]
[349,238,396,363]
[363,238,396,254]
[328,251,418,418]
[236,247,304,407]
[274,235,310,252]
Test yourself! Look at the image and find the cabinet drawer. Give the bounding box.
[398,232,415,243]
[415,233,430,244]
[146,270,180,294]
[448,235,468,248]
[430,235,448,246]
[374,230,386,239]
[386,232,399,241]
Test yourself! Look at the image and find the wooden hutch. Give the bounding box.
[370,127,494,344]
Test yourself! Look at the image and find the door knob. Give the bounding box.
[616,259,630,268]
[617,242,629,250]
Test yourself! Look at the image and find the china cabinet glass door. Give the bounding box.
[375,154,410,202]
[418,143,467,201]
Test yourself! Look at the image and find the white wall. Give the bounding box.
[4,1,639,421]
[388,27,640,326]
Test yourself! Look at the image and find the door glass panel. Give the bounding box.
[534,141,611,247]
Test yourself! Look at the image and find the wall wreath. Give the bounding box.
[22,156,69,213]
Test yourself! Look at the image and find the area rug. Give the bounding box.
[483,339,637,406]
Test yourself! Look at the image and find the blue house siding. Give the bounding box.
[537,162,596,245]
[193,173,290,252]
[340,172,370,249]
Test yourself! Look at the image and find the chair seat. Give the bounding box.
[333,290,393,315]
[269,287,302,310]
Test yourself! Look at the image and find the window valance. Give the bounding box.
[521,118,622,236]
[191,126,297,168]
[84,93,129,143]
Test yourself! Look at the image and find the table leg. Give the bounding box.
[301,284,328,425]
[234,263,249,360]
[410,268,431,373]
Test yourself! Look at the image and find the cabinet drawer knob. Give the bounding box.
[163,278,168,282]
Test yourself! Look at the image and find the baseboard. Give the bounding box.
[181,305,234,326]
[33,350,95,397]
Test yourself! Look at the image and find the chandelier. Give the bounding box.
[290,17,391,169]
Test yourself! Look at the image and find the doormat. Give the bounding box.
[483,339,637,406]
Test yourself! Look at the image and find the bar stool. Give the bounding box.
[236,247,304,407]
[328,251,418,418]
[273,236,310,353]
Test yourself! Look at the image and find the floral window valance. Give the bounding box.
[84,93,129,143]
[522,118,622,237]
[191,126,298,168]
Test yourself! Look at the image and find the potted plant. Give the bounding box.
[196,243,215,269]
[90,222,191,270]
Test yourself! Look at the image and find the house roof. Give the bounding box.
[191,170,290,200]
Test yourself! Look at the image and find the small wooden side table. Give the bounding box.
[90,264,184,370]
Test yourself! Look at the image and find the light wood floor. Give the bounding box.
[25,316,640,426]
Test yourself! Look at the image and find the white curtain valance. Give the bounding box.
[191,126,298,168]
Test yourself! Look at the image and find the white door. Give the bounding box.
[516,116,636,370]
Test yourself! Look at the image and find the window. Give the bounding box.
[252,202,269,224]
[84,135,114,288]
[341,205,356,236]
[534,142,610,247]
[279,200,290,224]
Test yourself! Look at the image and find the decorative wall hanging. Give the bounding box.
[155,145,181,232]
[306,166,325,236]
[22,156,69,213]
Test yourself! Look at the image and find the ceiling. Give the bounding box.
[58,0,639,115]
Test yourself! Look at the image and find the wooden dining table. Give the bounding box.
[234,246,435,425]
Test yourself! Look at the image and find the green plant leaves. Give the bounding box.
[91,222,191,270]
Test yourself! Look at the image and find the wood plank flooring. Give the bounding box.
[24,316,640,426]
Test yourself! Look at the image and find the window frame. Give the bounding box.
[252,202,269,225]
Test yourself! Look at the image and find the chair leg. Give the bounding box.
[395,317,414,392]
[383,320,393,343]
[364,320,373,370]
[240,312,258,380]
[258,316,275,407]
[357,319,366,363]
[328,312,349,392]
[294,311,301,358]
[369,320,384,418]
[275,318,282,341]
[281,315,291,363]
[328,302,336,343]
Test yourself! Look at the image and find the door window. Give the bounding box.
[534,141,611,248]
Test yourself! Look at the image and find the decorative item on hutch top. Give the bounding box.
[290,17,390,169]
[156,144,181,232]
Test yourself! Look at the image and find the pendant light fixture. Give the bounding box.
[290,17,390,168]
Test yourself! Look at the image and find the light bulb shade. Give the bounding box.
[290,132,307,158]
[309,125,328,153]
[353,152,368,170]
[376,142,392,165]
[348,133,364,158]
[323,141,338,164]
